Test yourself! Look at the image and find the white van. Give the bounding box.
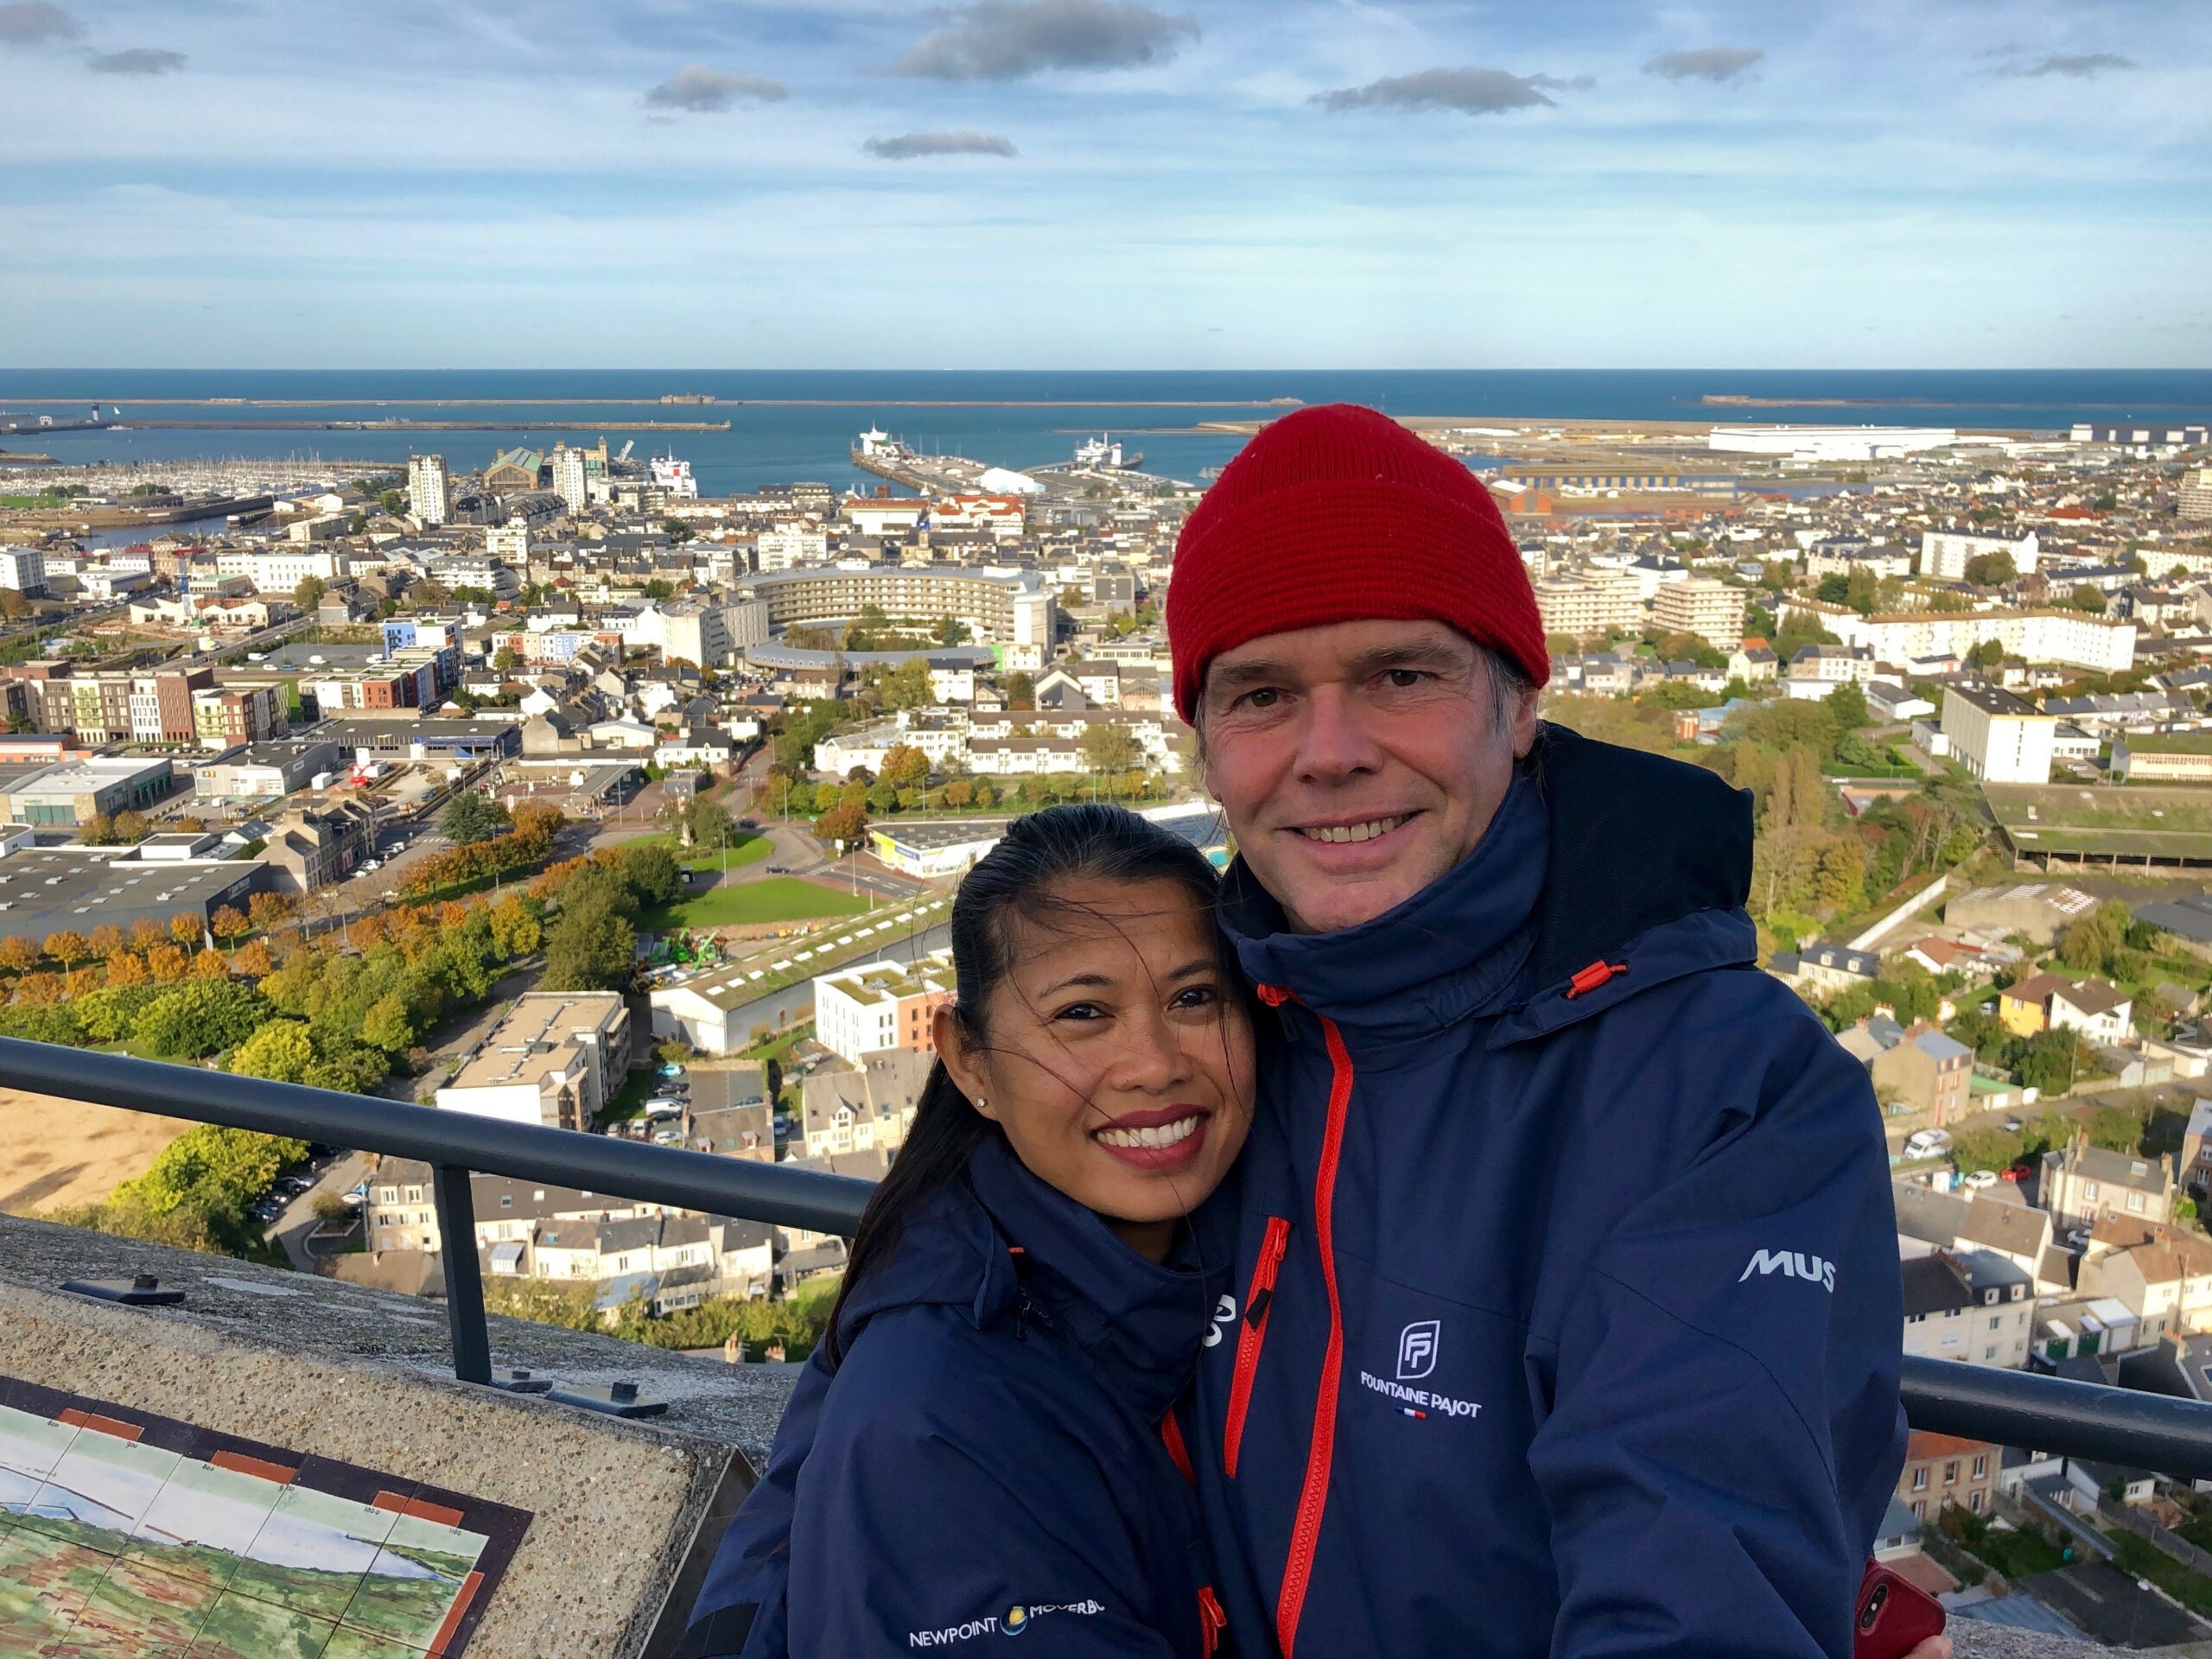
[1903,1129,1952,1160]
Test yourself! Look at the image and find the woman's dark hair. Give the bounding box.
[823,803,1230,1366]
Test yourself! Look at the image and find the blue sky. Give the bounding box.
[0,0,2206,369]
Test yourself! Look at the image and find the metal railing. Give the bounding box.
[10,1035,2212,1482]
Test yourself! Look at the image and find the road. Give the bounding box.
[263,1148,369,1271]
[715,917,953,1034]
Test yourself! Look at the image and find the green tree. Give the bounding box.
[932,615,972,646]
[293,575,327,611]
[2056,908,2123,975]
[1005,673,1036,710]
[359,991,416,1054]
[230,1020,317,1084]
[1079,722,1144,779]
[133,981,270,1058]
[493,645,520,673]
[438,791,510,845]
[642,577,677,600]
[2070,584,2107,614]
[620,842,683,908]
[1824,682,1869,733]
[866,781,899,813]
[658,521,693,545]
[542,875,639,992]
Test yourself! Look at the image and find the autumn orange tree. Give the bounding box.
[42,931,86,972]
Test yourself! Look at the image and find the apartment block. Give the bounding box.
[1533,569,1643,640]
[814,952,956,1065]
[434,992,631,1132]
[1650,575,1746,650]
[1941,684,2056,785]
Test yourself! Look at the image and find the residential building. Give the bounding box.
[814,953,956,1064]
[407,454,449,525]
[260,799,377,893]
[754,525,829,571]
[191,684,285,749]
[800,1047,934,1159]
[1784,599,2135,674]
[2078,1217,2212,1344]
[1872,1022,1975,1126]
[0,547,47,595]
[1896,1431,1999,1522]
[2183,1098,2212,1196]
[2178,467,2212,524]
[1892,1181,2066,1293]
[1532,569,1643,640]
[1919,527,2040,581]
[741,564,1055,646]
[1941,683,2056,785]
[434,992,631,1132]
[2042,1133,2176,1230]
[2050,978,2135,1046]
[1767,941,1881,995]
[1900,1249,2035,1369]
[1650,575,1746,650]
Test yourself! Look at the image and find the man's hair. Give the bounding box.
[1191,638,1540,769]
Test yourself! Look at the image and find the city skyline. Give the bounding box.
[0,0,2208,370]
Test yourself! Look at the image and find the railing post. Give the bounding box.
[432,1163,492,1385]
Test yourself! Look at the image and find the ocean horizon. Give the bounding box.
[5,369,2207,497]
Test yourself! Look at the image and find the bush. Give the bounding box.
[104,1123,308,1253]
[0,1002,82,1046]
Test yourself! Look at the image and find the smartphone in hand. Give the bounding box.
[1854,1561,1946,1659]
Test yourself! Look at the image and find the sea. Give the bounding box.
[3,369,2209,499]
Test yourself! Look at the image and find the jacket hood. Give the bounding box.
[836,1133,1230,1421]
[1219,721,1758,1045]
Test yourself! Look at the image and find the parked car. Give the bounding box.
[1903,1128,1952,1160]
[658,1063,687,1078]
[2002,1160,2036,1185]
[2002,1117,2023,1133]
[1961,1169,1999,1191]
[643,1097,686,1117]
[652,1128,683,1147]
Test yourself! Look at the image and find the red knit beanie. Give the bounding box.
[1166,403,1547,721]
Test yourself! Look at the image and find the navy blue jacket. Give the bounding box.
[683,1133,1233,1657]
[1184,725,1907,1658]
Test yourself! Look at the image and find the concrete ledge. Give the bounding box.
[0,1214,804,1657]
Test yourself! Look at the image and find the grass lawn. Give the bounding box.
[599,1066,658,1126]
[2113,1530,2212,1617]
[613,830,772,870]
[644,876,875,931]
[1963,1524,2067,1578]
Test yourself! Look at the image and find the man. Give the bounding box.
[1168,403,1936,1657]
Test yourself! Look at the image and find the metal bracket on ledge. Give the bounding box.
[545,1379,668,1419]
[61,1273,185,1306]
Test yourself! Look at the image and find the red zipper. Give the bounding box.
[1159,1408,1195,1487]
[1223,1215,1292,1478]
[1198,1586,1227,1657]
[1274,1012,1355,1659]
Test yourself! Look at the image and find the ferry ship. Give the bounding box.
[1074,434,1143,469]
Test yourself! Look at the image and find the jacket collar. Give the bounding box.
[1216,722,1761,1045]
[1218,767,1548,1041]
[838,1134,1227,1422]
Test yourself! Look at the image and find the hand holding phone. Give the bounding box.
[1854,1560,1946,1659]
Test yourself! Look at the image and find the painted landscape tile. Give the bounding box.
[0,1529,110,1641]
[0,1379,531,1658]
[26,1431,183,1542]
[342,1510,491,1649]
[44,1554,222,1658]
[125,1458,293,1592]
[185,1589,338,1659]
[0,1403,79,1511]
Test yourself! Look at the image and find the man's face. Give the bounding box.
[1198,620,1537,935]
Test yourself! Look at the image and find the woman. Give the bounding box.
[681,804,1255,1658]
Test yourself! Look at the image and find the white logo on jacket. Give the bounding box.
[1739,1249,1836,1292]
[1202,1294,1236,1349]
[1396,1319,1440,1380]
